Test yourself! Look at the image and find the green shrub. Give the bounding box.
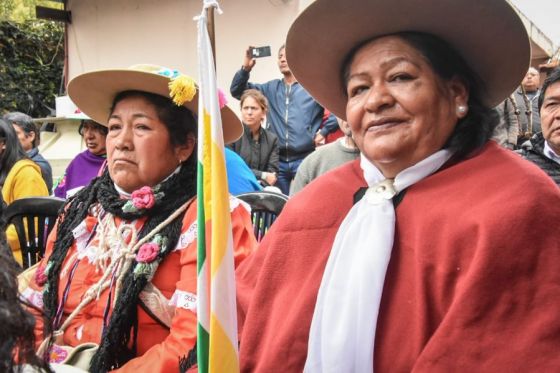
[0,19,63,118]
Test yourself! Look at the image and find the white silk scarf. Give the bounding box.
[304,149,453,373]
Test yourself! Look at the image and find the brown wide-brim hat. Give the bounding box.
[286,0,530,120]
[67,64,243,144]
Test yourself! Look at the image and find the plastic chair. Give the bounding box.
[4,196,65,268]
[236,191,288,241]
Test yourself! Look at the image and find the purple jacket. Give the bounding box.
[54,150,106,198]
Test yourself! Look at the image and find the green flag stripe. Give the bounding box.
[197,160,209,372]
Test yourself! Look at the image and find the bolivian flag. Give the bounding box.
[196,5,240,373]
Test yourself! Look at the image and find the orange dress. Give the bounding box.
[24,196,257,372]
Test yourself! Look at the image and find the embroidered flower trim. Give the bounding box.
[152,234,169,253]
[136,242,160,263]
[49,345,68,363]
[132,186,156,209]
[133,262,157,281]
[133,234,169,280]
[122,186,164,213]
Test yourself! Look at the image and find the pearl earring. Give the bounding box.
[457,105,468,116]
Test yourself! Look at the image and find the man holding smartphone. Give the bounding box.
[230,45,338,195]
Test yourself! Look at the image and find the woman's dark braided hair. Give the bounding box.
[42,90,198,372]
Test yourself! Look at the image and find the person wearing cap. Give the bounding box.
[53,116,108,199]
[230,45,339,195]
[518,67,560,185]
[3,111,53,193]
[236,0,560,371]
[22,65,257,372]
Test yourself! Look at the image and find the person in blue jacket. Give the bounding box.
[225,147,262,195]
[230,45,338,194]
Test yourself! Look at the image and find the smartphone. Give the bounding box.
[251,46,272,58]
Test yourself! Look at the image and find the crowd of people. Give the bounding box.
[227,42,560,193]
[0,0,559,371]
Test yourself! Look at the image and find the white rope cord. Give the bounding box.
[113,198,193,305]
[55,198,193,334]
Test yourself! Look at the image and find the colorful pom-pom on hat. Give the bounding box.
[169,75,197,106]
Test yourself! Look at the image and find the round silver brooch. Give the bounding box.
[365,179,397,205]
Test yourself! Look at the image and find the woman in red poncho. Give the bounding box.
[236,0,560,371]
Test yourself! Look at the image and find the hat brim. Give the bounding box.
[67,69,242,144]
[286,0,530,119]
[33,115,87,123]
[66,112,90,120]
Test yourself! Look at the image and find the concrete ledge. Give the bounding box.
[507,0,558,64]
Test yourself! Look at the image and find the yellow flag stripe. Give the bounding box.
[201,110,231,276]
[209,140,230,276]
[202,110,213,221]
[209,312,239,371]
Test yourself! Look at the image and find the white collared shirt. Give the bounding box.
[543,141,560,165]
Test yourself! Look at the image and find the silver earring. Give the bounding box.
[457,105,468,116]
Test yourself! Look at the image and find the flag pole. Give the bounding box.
[206,6,217,70]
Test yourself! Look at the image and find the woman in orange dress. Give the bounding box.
[23,65,256,372]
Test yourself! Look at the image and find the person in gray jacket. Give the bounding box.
[230,45,338,194]
[513,67,541,145]
[492,96,519,150]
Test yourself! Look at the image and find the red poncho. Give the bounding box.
[237,142,560,372]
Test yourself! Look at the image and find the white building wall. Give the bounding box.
[44,0,556,183]
[66,0,307,114]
